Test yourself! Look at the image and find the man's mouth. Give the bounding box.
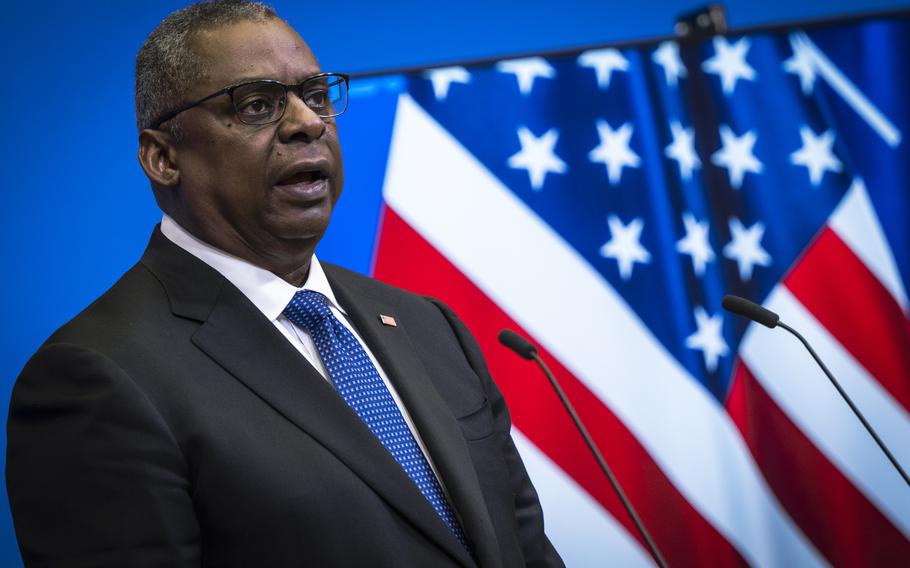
[274,170,330,200]
[278,170,324,185]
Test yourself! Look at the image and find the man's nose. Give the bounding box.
[277,92,327,141]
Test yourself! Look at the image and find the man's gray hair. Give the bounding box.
[135,0,278,132]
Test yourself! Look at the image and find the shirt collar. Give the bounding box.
[160,214,346,322]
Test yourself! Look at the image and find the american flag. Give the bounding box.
[358,13,910,566]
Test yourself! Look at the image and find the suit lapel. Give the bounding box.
[327,267,502,568]
[141,229,475,567]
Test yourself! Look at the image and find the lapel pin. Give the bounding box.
[379,314,397,327]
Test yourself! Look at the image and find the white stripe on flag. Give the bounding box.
[382,93,826,567]
[829,179,910,313]
[511,429,654,568]
[741,286,910,536]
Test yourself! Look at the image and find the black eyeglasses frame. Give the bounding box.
[150,72,350,130]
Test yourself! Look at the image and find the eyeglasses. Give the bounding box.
[151,72,349,129]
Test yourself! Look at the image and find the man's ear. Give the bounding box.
[138,129,180,187]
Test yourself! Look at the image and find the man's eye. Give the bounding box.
[237,96,276,116]
[303,89,329,108]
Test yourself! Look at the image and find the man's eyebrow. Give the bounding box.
[221,73,325,86]
[225,76,274,84]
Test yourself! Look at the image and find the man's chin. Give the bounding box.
[267,217,332,244]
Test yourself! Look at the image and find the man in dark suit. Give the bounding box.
[6,1,563,566]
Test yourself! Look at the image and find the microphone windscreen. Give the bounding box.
[498,329,538,360]
[722,294,780,328]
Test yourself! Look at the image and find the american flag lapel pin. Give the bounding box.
[379,314,397,327]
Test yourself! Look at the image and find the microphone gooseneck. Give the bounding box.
[722,295,910,488]
[498,330,669,568]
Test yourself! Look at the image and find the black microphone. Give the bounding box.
[721,294,779,328]
[498,330,669,568]
[498,329,537,360]
[721,295,910,488]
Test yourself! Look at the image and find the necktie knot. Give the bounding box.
[283,289,333,333]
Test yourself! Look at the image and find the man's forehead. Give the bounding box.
[193,19,319,84]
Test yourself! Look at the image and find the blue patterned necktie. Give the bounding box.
[283,289,469,550]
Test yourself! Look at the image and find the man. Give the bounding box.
[6,1,563,567]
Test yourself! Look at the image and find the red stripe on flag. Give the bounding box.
[726,362,910,565]
[373,205,748,567]
[784,228,910,412]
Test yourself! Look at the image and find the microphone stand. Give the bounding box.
[528,351,669,568]
[777,321,910,487]
[722,294,910,488]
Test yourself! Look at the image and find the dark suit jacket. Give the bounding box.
[7,227,562,568]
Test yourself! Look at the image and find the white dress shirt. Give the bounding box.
[160,215,450,494]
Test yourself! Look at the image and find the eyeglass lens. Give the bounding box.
[230,75,347,125]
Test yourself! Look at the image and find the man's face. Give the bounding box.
[168,18,343,267]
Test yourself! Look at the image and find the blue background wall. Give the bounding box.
[2,0,907,563]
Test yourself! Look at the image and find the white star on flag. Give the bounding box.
[685,306,729,372]
[711,125,763,190]
[783,34,817,95]
[790,126,843,186]
[496,57,556,96]
[507,126,568,191]
[702,37,757,95]
[588,120,641,185]
[600,215,651,280]
[723,217,772,281]
[652,41,687,87]
[423,66,471,101]
[665,121,701,180]
[676,213,715,276]
[577,48,629,90]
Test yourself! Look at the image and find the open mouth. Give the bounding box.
[274,170,330,200]
[278,170,324,185]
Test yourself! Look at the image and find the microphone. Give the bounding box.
[721,294,779,328]
[498,329,537,360]
[722,295,910,488]
[498,330,669,568]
